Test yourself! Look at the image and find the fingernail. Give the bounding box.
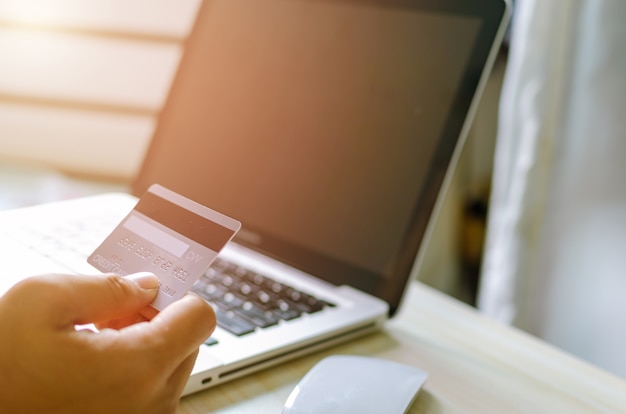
[127,272,159,290]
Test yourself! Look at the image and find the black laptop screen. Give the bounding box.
[134,0,507,315]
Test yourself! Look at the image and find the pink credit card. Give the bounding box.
[88,184,240,311]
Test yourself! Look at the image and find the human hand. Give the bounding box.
[0,272,216,414]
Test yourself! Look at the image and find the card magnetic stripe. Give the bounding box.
[134,191,235,252]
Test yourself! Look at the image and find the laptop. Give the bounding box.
[0,0,510,396]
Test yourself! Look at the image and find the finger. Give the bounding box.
[132,294,216,365]
[139,304,159,320]
[167,349,200,398]
[95,310,149,330]
[96,303,159,331]
[28,272,159,327]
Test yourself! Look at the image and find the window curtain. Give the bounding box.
[478,0,626,379]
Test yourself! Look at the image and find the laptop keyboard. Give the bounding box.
[192,257,335,337]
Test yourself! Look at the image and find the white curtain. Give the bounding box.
[478,0,626,379]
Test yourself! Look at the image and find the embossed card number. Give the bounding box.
[88,184,241,311]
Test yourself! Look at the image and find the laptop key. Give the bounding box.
[215,309,256,336]
[271,307,301,321]
[243,271,267,287]
[213,292,245,310]
[204,337,219,346]
[252,289,279,308]
[273,299,303,320]
[192,282,228,302]
[234,302,280,328]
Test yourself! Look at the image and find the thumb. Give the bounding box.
[38,272,159,327]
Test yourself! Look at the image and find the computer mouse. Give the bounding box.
[282,355,428,414]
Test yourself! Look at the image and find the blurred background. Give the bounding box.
[1,0,625,381]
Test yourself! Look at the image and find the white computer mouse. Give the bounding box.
[282,355,428,414]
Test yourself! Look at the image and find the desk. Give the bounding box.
[178,282,626,413]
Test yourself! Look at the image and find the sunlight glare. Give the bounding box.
[0,0,67,26]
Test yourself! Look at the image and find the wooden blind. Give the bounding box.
[0,0,201,180]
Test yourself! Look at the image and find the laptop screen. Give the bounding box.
[133,0,508,315]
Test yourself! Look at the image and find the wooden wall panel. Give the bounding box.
[0,0,201,37]
[0,102,155,178]
[0,0,200,180]
[0,28,181,109]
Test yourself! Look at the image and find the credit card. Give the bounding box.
[88,184,241,311]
